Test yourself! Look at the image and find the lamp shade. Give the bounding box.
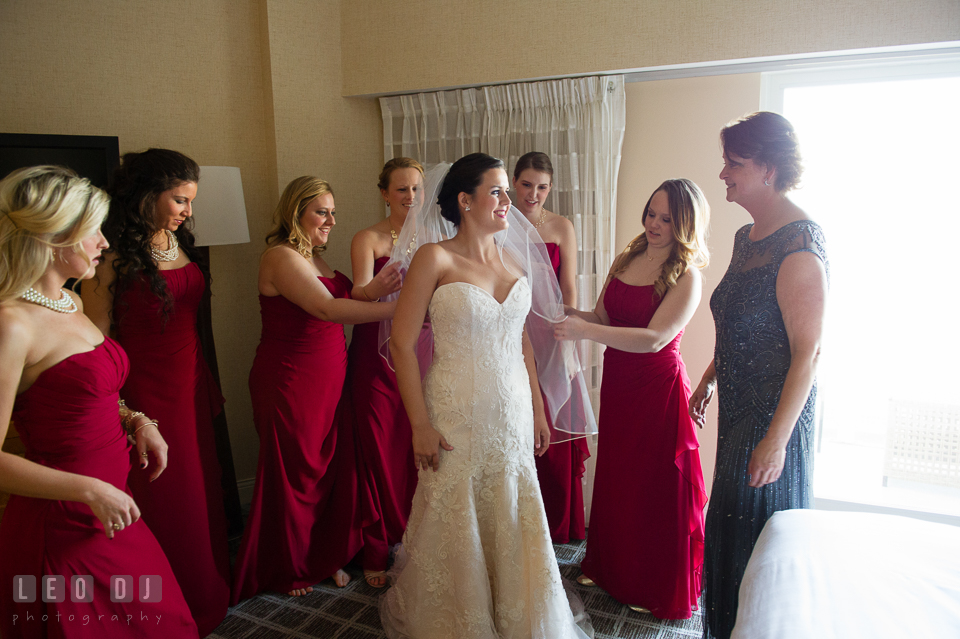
[191,166,250,246]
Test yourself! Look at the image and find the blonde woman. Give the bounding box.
[231,176,397,603]
[0,166,198,637]
[555,179,710,619]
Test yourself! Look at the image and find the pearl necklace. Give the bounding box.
[20,286,78,313]
[150,230,180,262]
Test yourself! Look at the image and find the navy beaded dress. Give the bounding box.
[703,220,828,639]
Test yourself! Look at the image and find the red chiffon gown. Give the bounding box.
[579,278,707,619]
[350,256,419,571]
[115,263,230,635]
[0,338,198,639]
[534,243,591,543]
[231,272,365,602]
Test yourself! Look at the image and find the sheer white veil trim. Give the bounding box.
[378,162,597,441]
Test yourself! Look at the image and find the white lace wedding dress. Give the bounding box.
[381,279,592,639]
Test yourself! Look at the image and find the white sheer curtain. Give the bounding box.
[380,76,626,519]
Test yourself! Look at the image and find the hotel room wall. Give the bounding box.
[340,0,959,96]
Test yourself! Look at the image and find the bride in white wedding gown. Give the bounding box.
[382,154,593,639]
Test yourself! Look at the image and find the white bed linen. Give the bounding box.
[732,509,960,639]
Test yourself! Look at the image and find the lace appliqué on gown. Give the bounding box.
[381,279,591,639]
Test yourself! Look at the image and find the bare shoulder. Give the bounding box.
[0,303,35,361]
[261,243,303,268]
[352,225,385,250]
[678,266,703,285]
[411,242,450,267]
[548,211,574,232]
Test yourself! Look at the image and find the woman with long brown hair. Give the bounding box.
[556,178,710,619]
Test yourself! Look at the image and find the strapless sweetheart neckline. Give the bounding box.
[434,277,527,306]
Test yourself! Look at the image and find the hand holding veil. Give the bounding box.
[378,162,597,443]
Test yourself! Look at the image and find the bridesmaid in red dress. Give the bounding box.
[555,179,710,619]
[512,152,590,543]
[0,166,198,638]
[82,149,230,635]
[231,176,399,602]
[348,158,421,587]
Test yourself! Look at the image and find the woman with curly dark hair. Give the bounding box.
[81,148,230,635]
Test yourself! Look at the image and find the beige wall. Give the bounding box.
[617,74,761,493]
[341,0,960,96]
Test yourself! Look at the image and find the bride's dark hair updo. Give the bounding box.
[437,153,504,226]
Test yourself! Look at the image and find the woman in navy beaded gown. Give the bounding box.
[688,112,828,639]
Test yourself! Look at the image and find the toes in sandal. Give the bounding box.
[364,570,387,589]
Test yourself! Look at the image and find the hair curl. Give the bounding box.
[610,178,710,300]
[437,153,505,227]
[513,151,553,181]
[377,157,424,192]
[101,148,204,325]
[0,166,109,304]
[265,176,335,258]
[721,111,803,193]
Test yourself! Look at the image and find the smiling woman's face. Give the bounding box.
[463,168,512,232]
[299,192,336,247]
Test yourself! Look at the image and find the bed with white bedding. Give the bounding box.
[731,509,960,639]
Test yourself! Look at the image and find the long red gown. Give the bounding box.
[349,256,419,571]
[579,278,707,619]
[534,242,591,543]
[0,338,199,639]
[231,272,365,603]
[115,263,230,635]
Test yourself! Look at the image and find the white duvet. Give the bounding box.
[732,509,960,639]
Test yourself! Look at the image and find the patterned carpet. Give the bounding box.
[211,536,704,639]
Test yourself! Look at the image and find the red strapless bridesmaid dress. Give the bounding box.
[349,256,420,571]
[114,263,230,635]
[534,242,591,543]
[231,272,365,602]
[0,338,198,638]
[579,278,707,619]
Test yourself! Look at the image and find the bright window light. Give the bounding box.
[780,72,960,516]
